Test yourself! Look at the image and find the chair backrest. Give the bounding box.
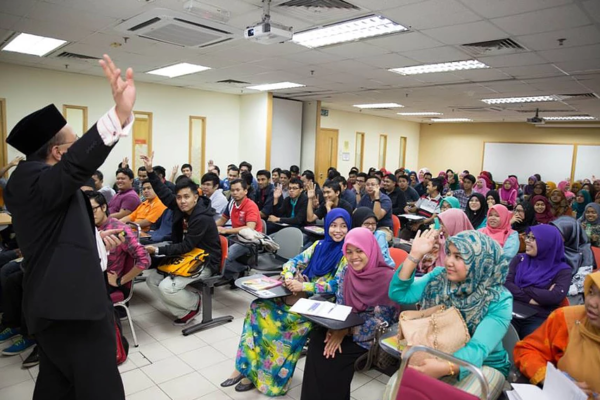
[271,227,304,259]
[261,219,267,234]
[110,254,135,303]
[502,323,520,366]
[126,222,141,239]
[219,235,229,273]
[389,248,408,269]
[592,246,600,271]
[392,214,401,237]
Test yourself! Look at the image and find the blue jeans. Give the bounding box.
[511,315,548,339]
[223,243,251,280]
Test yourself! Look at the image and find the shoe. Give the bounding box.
[0,326,20,344]
[220,374,244,387]
[2,336,35,356]
[21,346,39,368]
[173,302,200,326]
[235,380,255,392]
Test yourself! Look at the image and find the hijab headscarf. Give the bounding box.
[579,202,600,225]
[546,181,557,192]
[514,225,571,288]
[440,196,460,210]
[473,177,489,195]
[558,180,575,201]
[573,189,592,219]
[465,192,488,229]
[480,204,515,247]
[302,208,351,279]
[532,181,547,198]
[551,216,594,274]
[524,175,537,196]
[351,207,377,228]
[571,181,582,195]
[418,168,430,182]
[408,171,418,187]
[499,178,518,204]
[532,195,555,224]
[512,201,538,233]
[342,228,397,312]
[486,190,501,207]
[421,231,509,334]
[549,189,570,217]
[447,171,460,191]
[439,208,474,237]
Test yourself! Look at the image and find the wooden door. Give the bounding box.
[315,128,339,186]
[132,111,153,173]
[189,116,206,181]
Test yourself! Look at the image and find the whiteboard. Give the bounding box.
[483,143,574,184]
[574,145,600,181]
[271,98,302,169]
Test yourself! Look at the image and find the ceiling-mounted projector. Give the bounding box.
[527,108,544,124]
[244,0,293,44]
[183,0,230,23]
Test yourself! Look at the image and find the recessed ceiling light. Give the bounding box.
[543,116,597,121]
[147,63,211,78]
[1,33,67,57]
[398,112,443,116]
[246,82,305,91]
[354,103,404,109]
[481,95,557,104]
[292,15,408,48]
[432,118,473,122]
[389,60,489,75]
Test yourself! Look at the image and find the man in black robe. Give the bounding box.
[4,54,136,400]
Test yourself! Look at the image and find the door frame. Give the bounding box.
[188,116,207,177]
[315,127,339,186]
[132,111,153,173]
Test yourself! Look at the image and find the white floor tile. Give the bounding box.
[197,358,236,385]
[179,346,228,371]
[0,362,33,390]
[144,322,186,341]
[212,337,242,358]
[286,384,302,400]
[127,385,171,400]
[141,356,194,385]
[192,325,239,344]
[0,354,22,369]
[363,369,382,379]
[121,369,156,396]
[295,356,306,372]
[159,371,218,400]
[128,327,158,346]
[197,390,233,400]
[130,302,159,317]
[375,373,390,384]
[27,365,39,380]
[160,334,207,355]
[128,352,152,368]
[350,372,373,392]
[224,317,245,335]
[0,380,35,399]
[137,342,174,363]
[351,379,386,400]
[118,358,139,374]
[133,311,176,330]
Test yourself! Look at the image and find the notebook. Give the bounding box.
[506,363,587,400]
[241,276,283,292]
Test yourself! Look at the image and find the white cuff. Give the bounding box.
[97,107,135,147]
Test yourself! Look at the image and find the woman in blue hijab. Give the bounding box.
[222,209,352,396]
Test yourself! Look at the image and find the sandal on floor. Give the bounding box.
[235,380,255,392]
[220,374,244,387]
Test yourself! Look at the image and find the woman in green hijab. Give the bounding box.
[572,189,592,219]
[440,196,460,213]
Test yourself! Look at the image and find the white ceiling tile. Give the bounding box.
[490,4,590,36]
[583,0,600,23]
[479,52,549,68]
[40,0,153,19]
[351,0,424,11]
[526,78,591,93]
[539,45,600,63]
[11,16,95,42]
[0,12,22,31]
[500,64,565,79]
[422,21,508,45]
[553,58,600,74]
[452,68,512,82]
[26,2,120,32]
[282,50,344,65]
[246,56,304,70]
[0,51,45,66]
[318,42,391,57]
[353,53,415,69]
[0,0,37,17]
[516,25,600,52]
[402,46,471,63]
[319,59,374,74]
[365,31,442,52]
[412,73,468,84]
[284,64,340,78]
[459,0,573,19]
[240,41,307,57]
[384,0,482,30]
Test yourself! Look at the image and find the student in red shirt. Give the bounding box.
[216,179,263,280]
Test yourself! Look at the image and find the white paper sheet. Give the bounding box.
[507,363,587,400]
[290,298,352,321]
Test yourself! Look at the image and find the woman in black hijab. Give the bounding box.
[465,192,488,230]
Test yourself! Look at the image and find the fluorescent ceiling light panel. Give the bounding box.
[246,82,305,91]
[2,33,67,56]
[481,95,557,104]
[354,103,404,109]
[432,118,472,122]
[398,112,443,116]
[292,15,408,48]
[389,60,489,75]
[147,63,211,78]
[544,116,597,121]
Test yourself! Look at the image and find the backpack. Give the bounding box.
[157,247,209,278]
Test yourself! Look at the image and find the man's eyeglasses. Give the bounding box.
[288,186,301,191]
[91,205,102,212]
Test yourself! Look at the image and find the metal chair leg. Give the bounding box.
[181,284,233,336]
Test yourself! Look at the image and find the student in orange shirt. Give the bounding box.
[121,180,167,232]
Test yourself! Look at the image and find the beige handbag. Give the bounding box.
[398,305,470,366]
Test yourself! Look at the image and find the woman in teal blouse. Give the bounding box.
[385,229,512,400]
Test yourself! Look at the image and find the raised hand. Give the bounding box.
[410,229,439,259]
[140,152,154,172]
[208,159,214,168]
[172,165,179,175]
[306,181,315,199]
[273,184,283,200]
[121,157,129,168]
[99,54,136,126]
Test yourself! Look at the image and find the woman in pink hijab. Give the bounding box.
[558,180,575,200]
[473,176,489,196]
[418,167,430,182]
[480,204,520,260]
[499,178,518,210]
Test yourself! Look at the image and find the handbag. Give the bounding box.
[398,305,470,366]
[114,312,129,366]
[157,247,209,278]
[354,321,399,373]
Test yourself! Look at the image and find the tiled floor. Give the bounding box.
[0,277,389,400]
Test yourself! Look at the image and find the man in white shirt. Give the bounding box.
[201,172,227,220]
[92,170,116,203]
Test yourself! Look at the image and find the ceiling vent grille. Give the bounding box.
[515,109,574,113]
[216,79,250,87]
[275,0,364,24]
[460,38,527,56]
[455,107,503,112]
[55,52,99,60]
[279,0,359,9]
[557,93,599,100]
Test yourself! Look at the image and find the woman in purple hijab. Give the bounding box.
[504,224,572,337]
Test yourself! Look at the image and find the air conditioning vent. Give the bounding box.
[276,0,364,24]
[55,51,99,60]
[557,93,599,100]
[461,38,527,56]
[279,0,359,10]
[114,8,239,48]
[515,109,574,113]
[217,79,250,86]
[455,107,502,112]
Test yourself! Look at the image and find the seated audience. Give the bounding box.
[381,174,407,215]
[301,170,324,205]
[217,179,263,280]
[120,181,167,232]
[252,169,274,219]
[332,176,357,209]
[239,161,258,191]
[153,165,176,193]
[352,207,395,268]
[241,171,256,200]
[408,171,418,187]
[200,172,228,219]
[290,165,300,179]
[549,189,573,218]
[546,181,557,193]
[269,178,308,233]
[573,190,592,219]
[300,228,399,400]
[414,171,432,197]
[440,196,460,212]
[142,155,221,325]
[306,181,352,224]
[474,176,489,196]
[514,271,600,398]
[89,192,150,298]
[486,189,500,208]
[451,174,476,210]
[466,193,488,229]
[221,165,240,191]
[347,169,357,191]
[279,170,291,199]
[352,172,368,204]
[92,170,116,203]
[480,204,520,261]
[271,167,281,186]
[505,225,571,338]
[221,210,351,395]
[580,203,600,248]
[386,230,511,400]
[524,175,537,201]
[139,208,173,245]
[532,195,555,224]
[108,168,141,219]
[402,177,443,238]
[511,201,538,234]
[359,176,394,242]
[398,174,420,204]
[498,178,517,210]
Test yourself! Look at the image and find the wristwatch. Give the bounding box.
[116,277,122,287]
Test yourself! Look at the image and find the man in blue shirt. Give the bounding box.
[358,175,393,242]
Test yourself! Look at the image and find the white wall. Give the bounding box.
[238,93,269,172]
[319,108,421,174]
[300,101,318,171]
[271,97,302,170]
[0,63,241,185]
